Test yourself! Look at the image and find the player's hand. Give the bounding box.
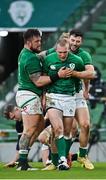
[58,67,73,78]
[4,161,17,168]
[83,90,89,100]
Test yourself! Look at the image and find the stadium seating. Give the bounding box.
[96,47,106,55]
[92,55,106,81]
[101,69,106,80]
[92,55,106,67]
[102,10,106,15]
[82,39,98,53]
[90,103,104,125]
[101,40,106,46]
[98,15,106,23]
[85,31,105,44]
[93,62,103,72]
[92,23,106,34]
[0,115,17,142]
[43,0,100,49]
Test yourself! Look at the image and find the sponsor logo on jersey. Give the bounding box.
[50,65,56,70]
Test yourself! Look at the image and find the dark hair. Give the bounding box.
[23,29,41,44]
[69,29,84,39]
[3,104,15,119]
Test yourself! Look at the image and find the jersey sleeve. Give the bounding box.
[82,51,93,65]
[25,56,42,75]
[42,56,49,74]
[76,56,85,71]
[46,47,55,55]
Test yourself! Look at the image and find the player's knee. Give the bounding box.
[54,126,63,137]
[38,134,47,144]
[81,122,90,131]
[64,129,71,137]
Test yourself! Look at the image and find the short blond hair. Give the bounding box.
[56,38,69,49]
[59,32,70,40]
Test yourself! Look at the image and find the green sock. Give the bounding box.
[79,147,88,157]
[19,150,28,163]
[51,153,58,166]
[64,138,73,157]
[55,136,66,159]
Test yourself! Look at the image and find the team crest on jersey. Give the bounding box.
[8,1,34,27]
[69,63,75,70]
[50,65,56,70]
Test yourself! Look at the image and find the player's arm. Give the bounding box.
[71,64,95,79]
[29,67,73,87]
[39,51,47,58]
[39,48,56,58]
[83,79,90,99]
[30,72,52,87]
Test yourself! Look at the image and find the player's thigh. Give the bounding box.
[75,107,90,126]
[22,114,43,133]
[47,108,63,129]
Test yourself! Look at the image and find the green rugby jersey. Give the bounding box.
[46,47,55,55]
[43,52,84,95]
[75,48,93,65]
[18,48,43,96]
[74,48,93,92]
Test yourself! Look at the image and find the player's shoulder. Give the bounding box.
[46,47,56,55]
[45,51,57,60]
[69,52,82,61]
[79,48,91,56]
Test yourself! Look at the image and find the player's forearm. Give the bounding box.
[34,76,52,87]
[83,79,90,92]
[72,70,95,79]
[30,67,74,87]
[30,73,53,87]
[39,51,47,58]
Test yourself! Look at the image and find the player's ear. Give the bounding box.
[9,112,13,119]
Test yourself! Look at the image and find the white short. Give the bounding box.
[41,144,49,151]
[76,90,87,109]
[16,90,42,115]
[46,93,76,117]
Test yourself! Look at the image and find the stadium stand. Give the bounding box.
[101,39,106,46]
[85,31,105,44]
[92,55,106,67]
[42,0,100,49]
[92,23,106,34]
[0,71,18,142]
[82,39,99,53]
[96,47,106,55]
[98,15,106,23]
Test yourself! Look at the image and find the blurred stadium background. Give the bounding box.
[0,0,106,163]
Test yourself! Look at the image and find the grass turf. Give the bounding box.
[0,162,106,179]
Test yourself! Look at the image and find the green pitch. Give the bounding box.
[0,162,106,179]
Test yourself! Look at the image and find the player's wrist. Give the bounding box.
[49,72,59,82]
